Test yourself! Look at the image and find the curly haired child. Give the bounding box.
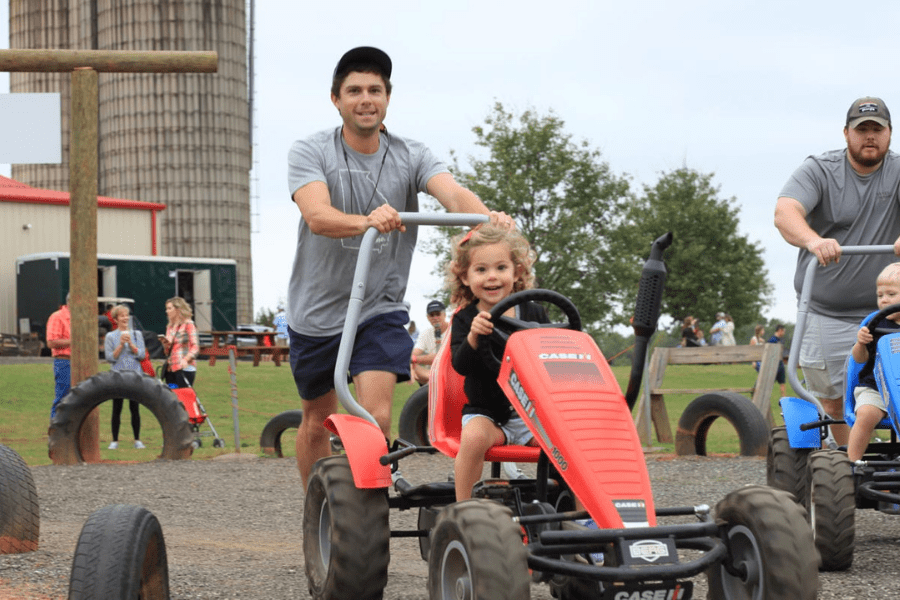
[446,223,547,501]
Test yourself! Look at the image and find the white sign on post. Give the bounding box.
[0,93,62,164]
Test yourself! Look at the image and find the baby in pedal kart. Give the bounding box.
[848,262,900,462]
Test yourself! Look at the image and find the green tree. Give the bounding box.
[609,168,772,330]
[423,102,631,334]
[255,306,276,328]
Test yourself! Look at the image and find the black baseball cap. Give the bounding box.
[333,46,392,80]
[846,96,891,129]
[426,300,446,314]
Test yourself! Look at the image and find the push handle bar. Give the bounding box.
[334,213,489,426]
[788,245,896,417]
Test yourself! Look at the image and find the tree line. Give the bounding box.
[421,102,774,339]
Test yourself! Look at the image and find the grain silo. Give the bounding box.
[8,0,253,325]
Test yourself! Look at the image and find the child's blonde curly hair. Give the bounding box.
[446,223,536,307]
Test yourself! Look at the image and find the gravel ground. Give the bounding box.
[1,451,899,599]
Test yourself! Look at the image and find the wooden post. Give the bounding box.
[69,67,101,462]
[0,49,217,464]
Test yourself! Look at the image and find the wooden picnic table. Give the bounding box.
[199,331,286,367]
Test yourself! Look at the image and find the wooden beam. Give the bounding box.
[0,49,217,73]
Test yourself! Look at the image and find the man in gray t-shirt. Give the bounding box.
[286,46,510,488]
[775,96,900,446]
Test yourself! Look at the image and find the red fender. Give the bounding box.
[323,414,391,489]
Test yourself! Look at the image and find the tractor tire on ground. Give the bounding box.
[675,392,769,457]
[767,426,812,504]
[807,449,855,571]
[427,499,530,600]
[0,444,39,554]
[303,456,390,600]
[259,409,303,457]
[398,384,430,447]
[48,370,194,465]
[68,504,170,599]
[706,485,818,600]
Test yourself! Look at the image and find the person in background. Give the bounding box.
[775,96,900,446]
[408,320,419,344]
[47,293,71,420]
[411,300,450,385]
[104,305,145,449]
[680,316,705,347]
[273,304,289,347]
[721,314,736,346]
[710,312,728,346]
[768,324,787,395]
[750,324,766,371]
[160,297,199,388]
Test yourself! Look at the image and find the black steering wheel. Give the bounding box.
[479,289,582,374]
[863,302,900,338]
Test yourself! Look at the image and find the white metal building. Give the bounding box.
[0,174,163,334]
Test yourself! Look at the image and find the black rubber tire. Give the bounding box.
[0,444,39,554]
[706,484,818,600]
[675,392,769,457]
[259,409,303,457]
[807,449,855,571]
[427,499,530,600]
[48,370,194,464]
[398,385,430,447]
[68,504,170,599]
[766,426,812,504]
[303,456,390,600]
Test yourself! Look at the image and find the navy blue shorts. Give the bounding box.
[289,310,413,400]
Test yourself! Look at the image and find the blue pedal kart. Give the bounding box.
[769,245,900,571]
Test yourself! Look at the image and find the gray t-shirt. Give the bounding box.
[781,148,900,320]
[286,127,448,336]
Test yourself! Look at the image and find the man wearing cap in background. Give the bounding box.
[775,96,900,447]
[410,300,450,385]
[287,46,512,488]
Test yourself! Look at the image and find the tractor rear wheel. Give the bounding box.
[807,449,855,571]
[303,456,389,600]
[766,426,811,503]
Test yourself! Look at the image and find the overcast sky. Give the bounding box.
[2,1,899,334]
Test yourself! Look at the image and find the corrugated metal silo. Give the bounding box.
[9,0,253,324]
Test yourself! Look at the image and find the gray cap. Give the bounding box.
[846,96,891,129]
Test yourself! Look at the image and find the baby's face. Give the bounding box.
[876,282,900,320]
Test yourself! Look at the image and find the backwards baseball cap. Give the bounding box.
[426,300,446,314]
[846,97,891,129]
[333,46,392,80]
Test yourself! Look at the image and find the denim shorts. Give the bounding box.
[461,413,534,446]
[289,310,413,400]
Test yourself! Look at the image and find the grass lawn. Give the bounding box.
[0,358,796,467]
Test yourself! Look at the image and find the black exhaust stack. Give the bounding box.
[624,232,672,410]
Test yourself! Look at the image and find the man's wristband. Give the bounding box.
[411,355,418,364]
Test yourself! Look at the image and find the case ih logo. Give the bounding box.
[508,370,536,419]
[539,352,592,360]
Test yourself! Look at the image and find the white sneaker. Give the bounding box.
[108,441,118,450]
[134,440,146,449]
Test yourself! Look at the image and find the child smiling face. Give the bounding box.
[460,241,520,312]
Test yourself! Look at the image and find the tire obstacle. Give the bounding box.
[48,370,195,465]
